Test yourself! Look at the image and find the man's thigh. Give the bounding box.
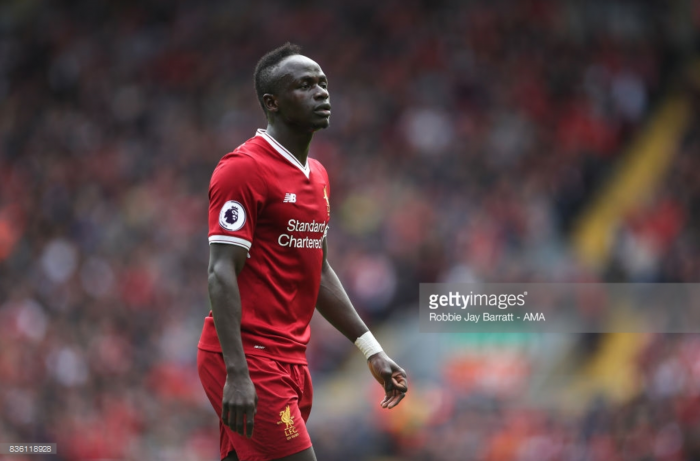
[224,446,316,461]
[198,350,313,461]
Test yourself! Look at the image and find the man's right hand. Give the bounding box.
[222,373,258,438]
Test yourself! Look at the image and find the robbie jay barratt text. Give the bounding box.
[428,312,546,322]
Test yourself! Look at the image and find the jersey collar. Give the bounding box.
[255,129,310,178]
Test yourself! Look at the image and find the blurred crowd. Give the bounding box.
[607,86,700,283]
[347,334,700,461]
[0,0,698,459]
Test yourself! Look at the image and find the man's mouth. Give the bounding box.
[314,104,331,116]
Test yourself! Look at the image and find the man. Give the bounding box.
[197,43,408,461]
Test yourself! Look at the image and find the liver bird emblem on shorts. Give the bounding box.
[277,405,295,430]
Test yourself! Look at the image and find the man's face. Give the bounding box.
[266,55,331,132]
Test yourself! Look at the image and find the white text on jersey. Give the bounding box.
[278,219,329,249]
[287,219,327,233]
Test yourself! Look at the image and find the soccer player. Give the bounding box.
[197,43,408,461]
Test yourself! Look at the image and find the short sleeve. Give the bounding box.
[208,153,267,250]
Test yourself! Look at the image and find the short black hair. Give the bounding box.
[254,42,302,116]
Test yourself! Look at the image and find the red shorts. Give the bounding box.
[197,349,313,461]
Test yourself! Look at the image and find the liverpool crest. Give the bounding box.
[323,186,330,217]
[277,405,299,440]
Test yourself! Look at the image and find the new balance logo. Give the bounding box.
[283,193,297,203]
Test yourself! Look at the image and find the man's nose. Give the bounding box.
[315,85,329,99]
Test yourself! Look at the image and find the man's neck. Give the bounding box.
[265,123,314,166]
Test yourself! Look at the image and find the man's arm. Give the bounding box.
[208,243,257,438]
[315,239,408,409]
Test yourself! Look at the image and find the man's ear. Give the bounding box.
[262,94,278,114]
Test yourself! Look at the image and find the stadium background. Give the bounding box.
[1,0,700,459]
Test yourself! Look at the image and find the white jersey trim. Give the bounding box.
[208,235,252,250]
[256,129,310,178]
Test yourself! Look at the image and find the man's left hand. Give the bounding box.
[367,351,408,409]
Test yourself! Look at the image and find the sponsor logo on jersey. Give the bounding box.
[219,200,246,231]
[277,405,298,440]
[283,193,297,203]
[277,219,328,249]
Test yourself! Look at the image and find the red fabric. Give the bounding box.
[200,130,331,364]
[197,349,313,461]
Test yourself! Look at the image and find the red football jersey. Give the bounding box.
[198,129,331,364]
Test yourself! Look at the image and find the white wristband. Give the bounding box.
[355,331,383,359]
